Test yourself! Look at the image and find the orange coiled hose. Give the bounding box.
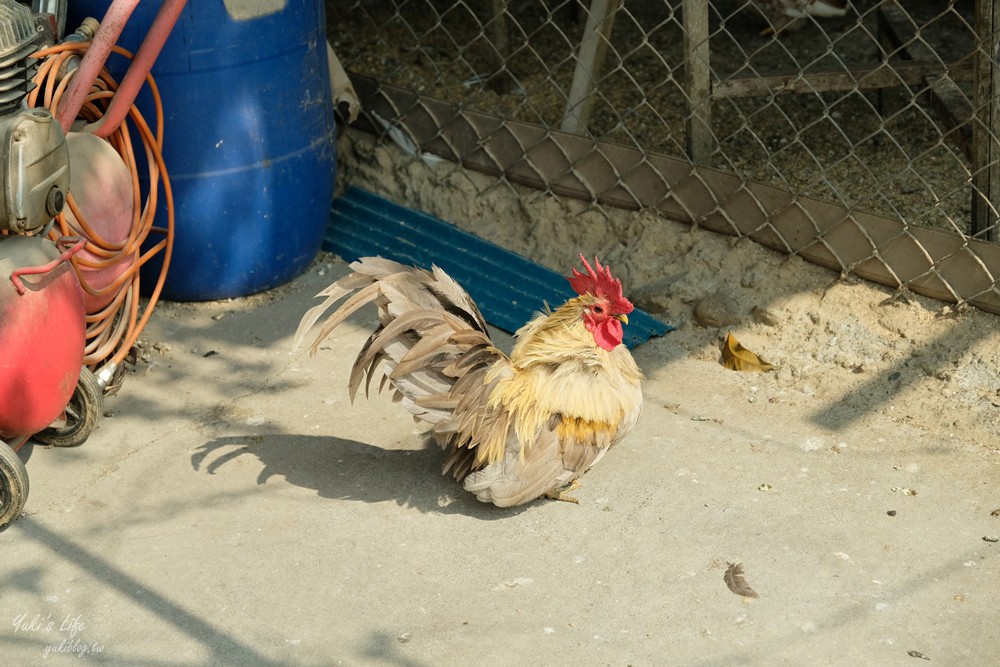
[28,41,173,369]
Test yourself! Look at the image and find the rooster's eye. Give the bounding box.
[593,305,604,314]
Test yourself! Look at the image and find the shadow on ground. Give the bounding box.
[15,517,285,667]
[191,434,527,519]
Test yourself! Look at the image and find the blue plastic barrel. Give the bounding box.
[68,0,336,300]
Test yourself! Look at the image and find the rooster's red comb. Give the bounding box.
[567,255,633,314]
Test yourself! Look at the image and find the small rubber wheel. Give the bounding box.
[0,441,29,528]
[34,367,103,448]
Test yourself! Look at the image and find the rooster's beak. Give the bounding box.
[615,314,629,325]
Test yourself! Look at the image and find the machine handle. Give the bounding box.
[8,236,86,295]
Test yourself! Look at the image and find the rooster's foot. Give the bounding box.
[544,479,581,504]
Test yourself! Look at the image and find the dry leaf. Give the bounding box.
[724,562,760,599]
[721,331,775,372]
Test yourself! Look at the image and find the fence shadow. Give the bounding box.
[14,517,285,667]
[810,314,976,432]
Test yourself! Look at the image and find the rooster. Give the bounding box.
[294,255,643,507]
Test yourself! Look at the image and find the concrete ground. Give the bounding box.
[2,257,998,666]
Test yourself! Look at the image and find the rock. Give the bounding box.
[742,270,762,288]
[631,274,685,315]
[751,305,780,327]
[693,290,742,328]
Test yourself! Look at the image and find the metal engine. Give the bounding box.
[0,0,68,233]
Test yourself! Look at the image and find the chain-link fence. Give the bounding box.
[327,0,1000,314]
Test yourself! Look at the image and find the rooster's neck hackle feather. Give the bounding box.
[484,296,642,461]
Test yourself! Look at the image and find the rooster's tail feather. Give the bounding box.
[295,257,501,428]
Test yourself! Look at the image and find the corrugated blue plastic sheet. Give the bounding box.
[323,187,672,348]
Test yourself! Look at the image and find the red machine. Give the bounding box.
[0,0,182,528]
